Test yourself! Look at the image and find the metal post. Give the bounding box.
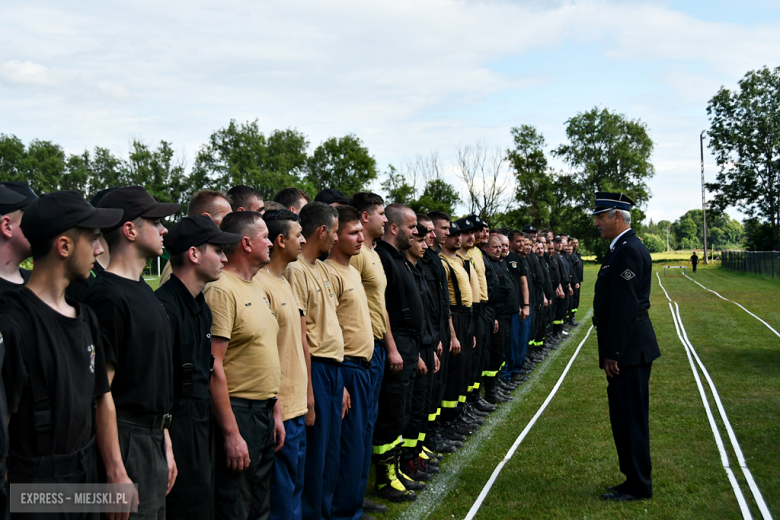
[700,131,709,264]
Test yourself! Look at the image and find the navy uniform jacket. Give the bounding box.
[593,229,661,369]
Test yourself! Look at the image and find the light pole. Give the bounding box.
[700,131,709,264]
[666,227,670,252]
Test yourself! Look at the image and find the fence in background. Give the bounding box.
[721,250,780,279]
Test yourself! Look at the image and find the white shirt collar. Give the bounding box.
[609,228,632,251]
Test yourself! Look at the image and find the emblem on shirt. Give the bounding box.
[324,280,334,298]
[620,269,636,281]
[87,344,95,373]
[509,261,517,268]
[262,296,275,316]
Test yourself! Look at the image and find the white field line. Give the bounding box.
[675,303,773,520]
[684,274,780,339]
[666,301,752,519]
[463,325,594,520]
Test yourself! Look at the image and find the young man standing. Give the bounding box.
[87,186,180,518]
[206,211,283,520]
[325,206,376,520]
[347,192,390,517]
[274,188,311,215]
[255,210,308,520]
[0,191,132,518]
[283,202,345,520]
[228,185,264,214]
[156,216,241,520]
[0,182,37,295]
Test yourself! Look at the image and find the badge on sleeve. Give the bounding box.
[620,269,636,281]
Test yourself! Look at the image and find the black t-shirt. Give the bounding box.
[155,274,213,401]
[0,268,30,296]
[526,252,545,295]
[375,240,424,335]
[538,253,554,299]
[65,261,106,303]
[691,254,699,265]
[545,253,561,288]
[85,272,174,416]
[505,252,526,307]
[0,288,110,459]
[413,262,437,348]
[490,257,519,318]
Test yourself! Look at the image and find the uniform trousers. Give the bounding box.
[372,334,419,453]
[503,313,522,379]
[518,308,533,368]
[401,346,435,460]
[571,287,581,318]
[607,362,654,498]
[332,360,372,520]
[441,308,472,423]
[428,323,450,431]
[487,317,511,375]
[353,342,385,520]
[118,421,168,520]
[303,362,343,520]
[471,305,494,391]
[269,415,306,520]
[215,398,276,520]
[7,437,99,520]
[553,296,567,332]
[167,397,213,520]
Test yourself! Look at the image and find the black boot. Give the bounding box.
[374,450,416,502]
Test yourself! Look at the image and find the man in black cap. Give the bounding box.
[592,192,660,502]
[0,182,37,295]
[86,186,181,518]
[0,191,136,519]
[155,216,241,520]
[314,188,349,206]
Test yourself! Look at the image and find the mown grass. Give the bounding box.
[372,264,778,519]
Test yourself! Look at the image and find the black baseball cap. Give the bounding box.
[466,214,489,229]
[0,182,37,215]
[90,187,118,208]
[314,188,349,205]
[522,224,537,234]
[449,221,461,233]
[454,217,480,232]
[0,185,25,206]
[98,186,181,232]
[553,235,563,243]
[593,191,634,215]
[20,191,123,247]
[164,215,242,254]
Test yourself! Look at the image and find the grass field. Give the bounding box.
[370,264,780,519]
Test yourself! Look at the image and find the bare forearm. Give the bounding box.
[95,393,128,481]
[210,367,238,436]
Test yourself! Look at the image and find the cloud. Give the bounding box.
[0,60,63,87]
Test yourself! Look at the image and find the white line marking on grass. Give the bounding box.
[463,325,594,520]
[675,303,773,520]
[666,301,753,520]
[684,274,780,339]
[656,272,672,302]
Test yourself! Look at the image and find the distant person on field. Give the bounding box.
[690,250,699,273]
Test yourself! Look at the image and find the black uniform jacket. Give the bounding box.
[593,229,661,368]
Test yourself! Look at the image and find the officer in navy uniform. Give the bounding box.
[592,192,660,502]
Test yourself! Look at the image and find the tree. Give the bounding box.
[307,134,377,196]
[121,140,188,217]
[456,140,514,221]
[381,154,461,216]
[553,107,655,259]
[706,65,780,244]
[191,120,310,200]
[642,233,666,253]
[506,125,557,228]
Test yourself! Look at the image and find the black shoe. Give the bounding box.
[462,410,485,425]
[474,398,498,412]
[403,458,432,482]
[421,445,443,461]
[442,426,467,442]
[485,391,509,404]
[416,455,439,474]
[495,390,514,401]
[498,380,519,391]
[363,498,388,513]
[511,374,527,383]
[453,420,478,434]
[600,491,646,502]
[570,320,580,326]
[465,403,489,417]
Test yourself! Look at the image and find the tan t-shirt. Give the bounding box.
[325,260,375,361]
[470,247,489,303]
[206,270,280,400]
[160,261,173,285]
[284,256,345,362]
[457,251,481,304]
[440,252,473,308]
[349,246,387,340]
[255,269,308,421]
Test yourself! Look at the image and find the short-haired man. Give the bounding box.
[86,186,180,518]
[503,231,531,387]
[274,188,311,215]
[0,191,132,520]
[206,211,283,520]
[283,202,345,519]
[325,206,377,519]
[0,182,37,295]
[255,210,308,520]
[156,216,241,520]
[160,189,234,285]
[347,192,391,516]
[399,223,440,482]
[372,204,425,501]
[228,185,264,214]
[314,189,349,206]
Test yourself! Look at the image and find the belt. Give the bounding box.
[451,306,472,314]
[229,397,277,409]
[116,409,172,431]
[592,310,649,327]
[343,355,372,369]
[310,355,342,366]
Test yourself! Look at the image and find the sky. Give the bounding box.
[2,0,780,224]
